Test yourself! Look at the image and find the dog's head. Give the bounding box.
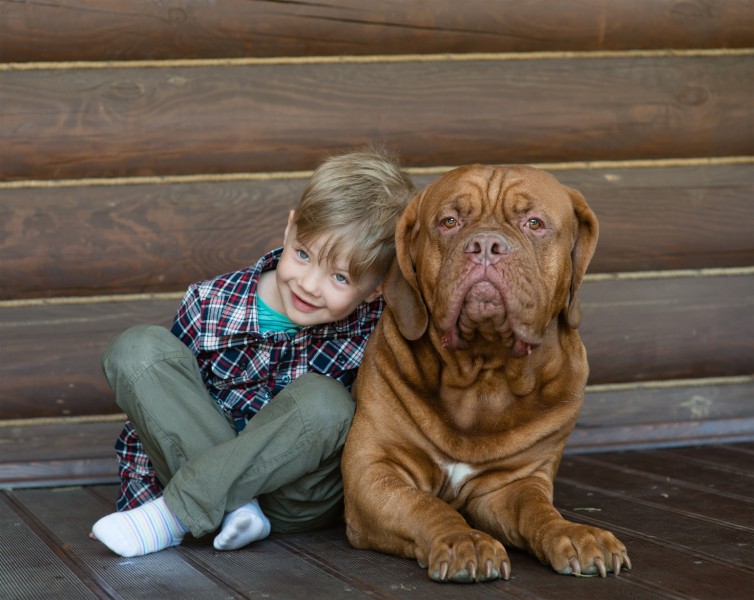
[384,165,598,356]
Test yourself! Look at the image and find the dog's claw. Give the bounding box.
[467,561,477,581]
[439,561,449,581]
[623,552,633,571]
[483,559,494,579]
[612,554,621,576]
[502,560,511,581]
[595,556,607,578]
[569,557,582,576]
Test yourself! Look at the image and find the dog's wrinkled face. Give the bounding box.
[385,165,598,357]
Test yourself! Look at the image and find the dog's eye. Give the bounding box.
[526,218,544,230]
[441,217,458,229]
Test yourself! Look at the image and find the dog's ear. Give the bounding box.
[565,188,599,329]
[384,191,429,340]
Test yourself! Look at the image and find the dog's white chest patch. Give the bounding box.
[442,462,478,495]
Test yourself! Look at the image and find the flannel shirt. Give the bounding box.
[114,248,384,510]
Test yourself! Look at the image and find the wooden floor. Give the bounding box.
[1,443,752,600]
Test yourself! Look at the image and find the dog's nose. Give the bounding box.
[464,233,511,265]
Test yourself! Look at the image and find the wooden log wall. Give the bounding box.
[1,0,753,487]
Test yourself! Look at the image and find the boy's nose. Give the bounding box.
[299,270,320,296]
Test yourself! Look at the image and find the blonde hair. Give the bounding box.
[293,147,415,285]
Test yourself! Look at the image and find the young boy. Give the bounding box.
[91,148,415,557]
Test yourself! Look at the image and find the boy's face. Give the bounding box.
[272,211,383,327]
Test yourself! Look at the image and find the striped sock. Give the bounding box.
[92,496,188,557]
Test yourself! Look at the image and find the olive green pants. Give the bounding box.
[102,325,355,538]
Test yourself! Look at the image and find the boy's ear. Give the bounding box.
[363,283,383,304]
[283,210,296,244]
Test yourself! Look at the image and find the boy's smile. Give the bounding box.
[257,211,382,328]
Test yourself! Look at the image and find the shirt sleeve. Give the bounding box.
[114,421,164,510]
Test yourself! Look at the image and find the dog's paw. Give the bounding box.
[421,529,510,583]
[542,523,631,577]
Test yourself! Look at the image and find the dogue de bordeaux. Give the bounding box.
[342,165,631,583]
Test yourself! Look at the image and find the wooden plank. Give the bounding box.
[568,378,754,453]
[0,179,299,300]
[0,273,752,420]
[567,417,754,454]
[0,420,123,489]
[2,164,753,300]
[0,298,176,419]
[0,495,101,599]
[558,457,754,530]
[2,54,752,181]
[661,444,754,472]
[179,536,382,600]
[579,378,754,428]
[580,273,754,384]
[8,487,247,599]
[578,450,754,499]
[2,0,752,62]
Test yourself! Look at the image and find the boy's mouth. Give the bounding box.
[291,291,319,313]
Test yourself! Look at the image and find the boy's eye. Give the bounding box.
[333,273,350,285]
[296,249,310,261]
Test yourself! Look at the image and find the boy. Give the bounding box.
[91,148,415,557]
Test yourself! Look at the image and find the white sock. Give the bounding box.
[91,496,188,557]
[213,498,271,551]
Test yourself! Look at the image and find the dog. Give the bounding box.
[342,165,630,583]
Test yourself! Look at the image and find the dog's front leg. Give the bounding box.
[468,475,631,576]
[344,465,510,583]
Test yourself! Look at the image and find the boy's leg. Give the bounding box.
[163,372,354,537]
[102,324,237,486]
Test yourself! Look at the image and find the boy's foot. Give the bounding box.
[213,498,271,551]
[91,496,188,557]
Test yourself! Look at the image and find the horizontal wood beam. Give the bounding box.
[2,0,752,63]
[0,271,751,419]
[2,164,753,300]
[2,54,752,181]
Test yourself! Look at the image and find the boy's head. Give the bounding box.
[271,148,415,327]
[292,147,415,287]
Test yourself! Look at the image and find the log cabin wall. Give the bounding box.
[1,0,753,487]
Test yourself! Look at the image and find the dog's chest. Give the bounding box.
[438,461,479,500]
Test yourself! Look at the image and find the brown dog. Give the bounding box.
[342,165,630,583]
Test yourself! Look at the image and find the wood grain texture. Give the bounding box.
[2,165,752,300]
[1,273,751,419]
[0,299,177,419]
[0,179,301,299]
[0,420,123,488]
[2,0,753,62]
[2,54,752,180]
[580,274,754,383]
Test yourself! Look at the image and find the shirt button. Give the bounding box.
[262,390,271,400]
[281,375,291,384]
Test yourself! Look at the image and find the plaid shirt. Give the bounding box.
[114,248,384,510]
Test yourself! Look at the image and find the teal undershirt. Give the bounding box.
[256,292,303,334]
